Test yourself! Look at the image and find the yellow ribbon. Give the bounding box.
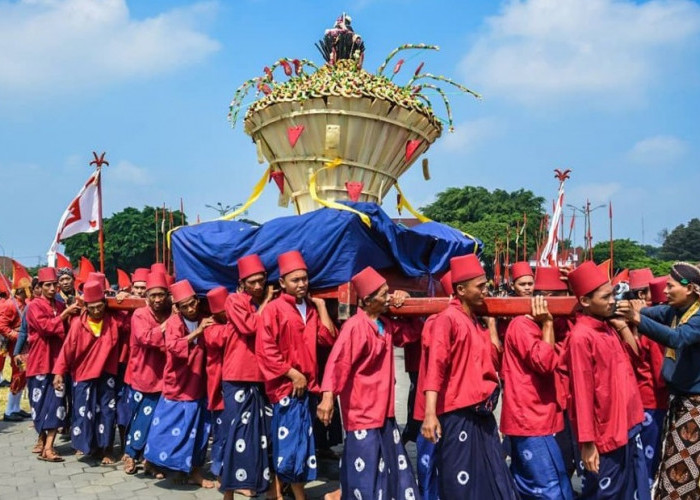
[394,182,480,254]
[309,159,372,227]
[167,166,272,248]
[665,299,700,361]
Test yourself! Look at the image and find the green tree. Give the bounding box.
[421,186,547,268]
[658,218,700,262]
[592,239,673,276]
[63,206,186,282]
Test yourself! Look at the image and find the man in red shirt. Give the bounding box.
[144,279,215,489]
[421,254,518,499]
[256,250,336,500]
[627,268,668,488]
[220,254,274,499]
[563,261,649,499]
[0,289,29,422]
[130,268,150,298]
[501,267,574,499]
[123,272,171,477]
[317,266,419,500]
[53,280,122,465]
[25,267,81,461]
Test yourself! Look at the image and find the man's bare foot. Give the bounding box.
[324,489,341,500]
[101,454,116,465]
[143,460,166,479]
[188,468,215,489]
[123,456,137,474]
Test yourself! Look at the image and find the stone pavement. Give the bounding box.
[0,351,417,500]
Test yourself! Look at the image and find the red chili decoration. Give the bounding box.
[414,62,425,76]
[264,66,273,81]
[393,59,404,75]
[280,60,292,77]
[293,59,302,75]
[261,84,272,95]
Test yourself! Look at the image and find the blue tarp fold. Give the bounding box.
[171,202,481,294]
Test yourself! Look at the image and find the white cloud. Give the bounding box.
[439,117,503,153]
[0,0,220,97]
[460,0,700,104]
[627,135,688,166]
[109,160,153,186]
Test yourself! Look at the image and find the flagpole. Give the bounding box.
[609,201,614,274]
[522,213,527,262]
[155,208,159,264]
[89,152,109,274]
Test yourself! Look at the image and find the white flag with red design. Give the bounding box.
[47,171,100,265]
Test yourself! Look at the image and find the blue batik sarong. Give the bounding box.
[28,374,67,433]
[219,382,272,493]
[555,411,580,479]
[640,408,665,488]
[143,397,211,473]
[220,380,272,493]
[116,379,132,428]
[210,409,224,477]
[416,434,439,500]
[124,389,159,459]
[70,374,117,454]
[578,426,650,500]
[437,409,519,499]
[271,393,317,483]
[340,418,421,500]
[509,435,574,500]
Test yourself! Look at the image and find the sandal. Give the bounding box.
[38,449,64,462]
[31,442,44,454]
[123,456,137,475]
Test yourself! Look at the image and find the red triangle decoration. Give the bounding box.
[269,171,285,194]
[405,139,421,161]
[287,125,305,148]
[345,181,364,202]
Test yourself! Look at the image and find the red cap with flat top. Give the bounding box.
[511,262,533,281]
[132,268,150,283]
[450,254,485,283]
[649,276,669,304]
[207,286,229,314]
[237,254,266,280]
[38,267,57,283]
[170,280,196,304]
[440,271,453,296]
[82,281,105,303]
[568,261,609,298]
[146,272,168,291]
[351,266,387,300]
[278,250,307,277]
[629,268,654,291]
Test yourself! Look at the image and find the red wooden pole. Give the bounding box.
[154,208,159,263]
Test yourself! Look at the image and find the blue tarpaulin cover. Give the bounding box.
[171,202,481,294]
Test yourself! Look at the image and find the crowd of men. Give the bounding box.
[0,251,699,500]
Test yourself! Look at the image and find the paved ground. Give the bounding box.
[0,351,418,500]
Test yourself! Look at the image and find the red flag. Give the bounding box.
[48,170,101,261]
[287,125,305,148]
[269,171,285,194]
[345,181,364,202]
[116,269,131,290]
[11,260,31,290]
[56,252,72,269]
[612,268,629,286]
[0,274,10,295]
[405,140,421,161]
[77,256,96,284]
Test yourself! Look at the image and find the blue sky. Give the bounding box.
[1,0,698,267]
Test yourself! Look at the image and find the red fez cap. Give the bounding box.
[82,280,105,303]
[132,268,150,283]
[278,250,307,277]
[351,267,387,299]
[237,254,265,280]
[207,286,229,314]
[146,272,168,291]
[440,271,453,296]
[38,267,57,283]
[170,279,196,304]
[511,262,534,282]
[165,274,175,287]
[534,267,568,292]
[151,263,168,275]
[568,261,609,298]
[86,272,106,285]
[629,268,654,291]
[649,276,668,304]
[450,254,485,283]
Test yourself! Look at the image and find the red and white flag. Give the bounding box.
[47,171,100,265]
[539,170,571,267]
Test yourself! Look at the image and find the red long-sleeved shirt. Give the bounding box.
[26,297,67,377]
[203,323,229,411]
[53,311,120,381]
[256,294,335,403]
[565,313,644,453]
[423,298,499,415]
[635,336,669,410]
[162,314,207,401]
[0,301,20,340]
[223,293,264,382]
[414,315,439,422]
[127,306,168,394]
[501,316,563,436]
[321,310,419,431]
